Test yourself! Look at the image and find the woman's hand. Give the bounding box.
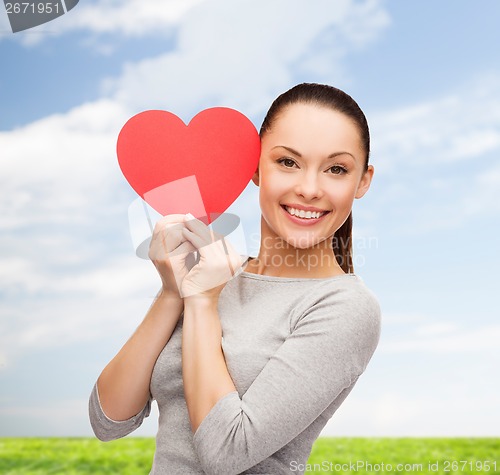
[148,214,197,299]
[180,214,245,301]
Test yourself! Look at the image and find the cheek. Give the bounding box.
[260,169,288,199]
[325,182,355,206]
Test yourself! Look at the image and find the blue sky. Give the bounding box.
[1,0,499,438]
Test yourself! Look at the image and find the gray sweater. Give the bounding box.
[89,270,381,474]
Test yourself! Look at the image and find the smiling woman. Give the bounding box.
[88,83,381,475]
[250,83,373,277]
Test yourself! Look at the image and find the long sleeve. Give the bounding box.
[88,382,152,442]
[192,285,381,475]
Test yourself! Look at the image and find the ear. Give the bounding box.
[251,166,260,187]
[355,165,374,199]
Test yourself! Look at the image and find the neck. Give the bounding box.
[247,220,346,279]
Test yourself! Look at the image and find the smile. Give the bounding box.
[284,206,327,219]
[281,205,331,225]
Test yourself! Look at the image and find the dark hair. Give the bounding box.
[259,83,371,274]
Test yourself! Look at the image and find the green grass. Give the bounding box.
[307,438,500,474]
[0,437,498,474]
[0,438,155,475]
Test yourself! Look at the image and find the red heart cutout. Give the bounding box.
[117,108,261,224]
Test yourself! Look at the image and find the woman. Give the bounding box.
[89,83,381,475]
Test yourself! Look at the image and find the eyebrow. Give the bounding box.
[272,145,356,161]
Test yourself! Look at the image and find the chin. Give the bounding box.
[283,234,327,250]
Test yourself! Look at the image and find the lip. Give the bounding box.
[282,203,331,213]
[280,205,330,226]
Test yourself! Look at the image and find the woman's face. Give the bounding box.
[253,102,374,250]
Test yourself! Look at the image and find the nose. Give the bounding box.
[294,170,324,201]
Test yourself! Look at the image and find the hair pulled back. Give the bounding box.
[260,83,370,274]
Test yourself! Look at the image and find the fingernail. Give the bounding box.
[185,213,195,220]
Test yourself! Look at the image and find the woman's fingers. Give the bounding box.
[149,215,189,262]
[148,213,246,297]
[161,226,184,254]
[150,227,181,260]
[167,241,198,286]
[182,227,243,276]
[170,239,197,257]
[181,226,207,250]
[152,214,186,235]
[183,214,217,244]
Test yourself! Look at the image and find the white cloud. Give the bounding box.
[62,0,207,36]
[0,99,131,230]
[0,293,161,377]
[379,322,500,354]
[366,74,500,236]
[0,0,207,44]
[462,161,500,216]
[0,97,166,363]
[321,356,500,436]
[413,322,460,337]
[371,74,500,174]
[0,397,160,436]
[106,0,390,119]
[1,0,391,236]
[0,0,391,366]
[2,0,390,53]
[334,391,500,436]
[379,312,428,325]
[0,254,158,298]
[0,253,164,370]
[1,398,111,435]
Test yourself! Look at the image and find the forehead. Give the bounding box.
[263,102,363,155]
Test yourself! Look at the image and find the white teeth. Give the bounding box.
[285,206,326,219]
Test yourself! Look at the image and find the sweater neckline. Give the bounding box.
[239,271,359,282]
[239,257,359,282]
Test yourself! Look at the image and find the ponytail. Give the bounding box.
[332,212,354,274]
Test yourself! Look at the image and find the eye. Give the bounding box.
[327,165,348,175]
[277,157,297,168]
